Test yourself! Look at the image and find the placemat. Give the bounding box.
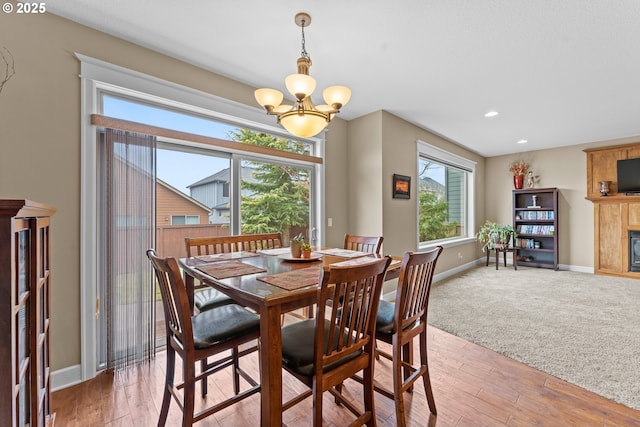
[196,261,266,279]
[315,248,371,258]
[257,266,321,290]
[330,256,379,267]
[194,251,259,262]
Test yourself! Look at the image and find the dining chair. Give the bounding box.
[280,256,392,427]
[370,246,443,426]
[344,234,384,254]
[185,233,283,312]
[147,249,261,426]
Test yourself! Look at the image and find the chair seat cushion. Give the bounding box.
[281,319,362,377]
[194,288,235,312]
[376,299,396,334]
[192,304,259,349]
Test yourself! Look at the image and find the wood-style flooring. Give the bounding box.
[52,325,640,426]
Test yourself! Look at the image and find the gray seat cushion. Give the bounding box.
[281,319,362,377]
[192,304,259,349]
[376,299,396,334]
[194,288,235,312]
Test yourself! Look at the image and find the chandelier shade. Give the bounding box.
[254,12,350,138]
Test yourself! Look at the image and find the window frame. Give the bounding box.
[416,140,476,250]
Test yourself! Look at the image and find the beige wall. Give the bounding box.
[347,112,384,236]
[346,111,486,272]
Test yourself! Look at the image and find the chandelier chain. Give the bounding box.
[300,19,309,59]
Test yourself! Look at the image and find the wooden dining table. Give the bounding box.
[179,248,401,427]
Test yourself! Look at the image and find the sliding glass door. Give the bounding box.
[96,93,320,370]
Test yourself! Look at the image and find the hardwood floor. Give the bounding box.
[52,325,640,426]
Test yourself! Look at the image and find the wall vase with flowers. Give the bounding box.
[509,161,528,189]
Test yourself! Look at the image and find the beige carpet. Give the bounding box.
[427,265,640,411]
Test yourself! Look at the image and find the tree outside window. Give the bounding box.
[230,130,311,243]
[418,157,466,242]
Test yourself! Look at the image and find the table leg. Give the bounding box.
[503,250,507,267]
[513,249,518,270]
[495,249,499,270]
[486,250,490,267]
[259,305,283,427]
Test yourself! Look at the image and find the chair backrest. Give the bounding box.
[394,246,443,332]
[343,234,384,254]
[314,257,391,375]
[185,232,283,256]
[147,249,193,348]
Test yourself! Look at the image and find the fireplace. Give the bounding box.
[630,231,640,272]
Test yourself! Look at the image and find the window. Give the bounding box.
[79,55,326,380]
[171,215,199,225]
[417,140,475,246]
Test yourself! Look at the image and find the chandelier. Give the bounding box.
[254,12,351,138]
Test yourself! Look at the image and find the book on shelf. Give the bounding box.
[517,224,555,235]
[521,210,554,220]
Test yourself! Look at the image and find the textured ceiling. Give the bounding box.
[47,1,640,157]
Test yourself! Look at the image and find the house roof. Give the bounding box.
[157,179,212,213]
[188,167,256,189]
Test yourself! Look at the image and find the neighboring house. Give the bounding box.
[187,166,257,224]
[156,179,212,225]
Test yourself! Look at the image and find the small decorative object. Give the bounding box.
[509,161,528,190]
[0,46,16,96]
[534,241,541,249]
[393,174,411,199]
[531,195,538,207]
[301,243,312,258]
[476,220,518,252]
[599,180,611,196]
[527,170,540,188]
[291,233,304,258]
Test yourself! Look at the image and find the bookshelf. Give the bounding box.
[513,188,559,270]
[0,200,56,426]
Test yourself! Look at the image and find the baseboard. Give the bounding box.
[559,264,594,273]
[51,364,83,391]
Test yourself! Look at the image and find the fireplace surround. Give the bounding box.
[629,230,640,272]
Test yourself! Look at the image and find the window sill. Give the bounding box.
[418,236,476,251]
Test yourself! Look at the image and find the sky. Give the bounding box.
[103,96,232,193]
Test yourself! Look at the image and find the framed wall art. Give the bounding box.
[393,174,411,199]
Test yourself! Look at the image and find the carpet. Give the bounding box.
[427,265,640,411]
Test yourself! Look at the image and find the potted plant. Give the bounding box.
[509,160,528,189]
[476,220,517,251]
[301,242,312,258]
[290,233,304,258]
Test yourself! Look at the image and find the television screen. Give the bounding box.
[617,157,640,194]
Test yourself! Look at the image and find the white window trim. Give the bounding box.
[78,54,326,383]
[416,140,476,250]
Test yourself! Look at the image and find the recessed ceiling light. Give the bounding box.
[517,139,528,144]
[484,111,499,118]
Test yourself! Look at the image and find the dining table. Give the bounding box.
[179,247,402,427]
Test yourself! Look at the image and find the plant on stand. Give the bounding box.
[476,220,517,251]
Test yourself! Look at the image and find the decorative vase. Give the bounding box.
[301,249,312,258]
[291,241,302,258]
[599,180,611,196]
[514,174,524,190]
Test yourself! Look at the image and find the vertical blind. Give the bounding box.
[102,128,156,370]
